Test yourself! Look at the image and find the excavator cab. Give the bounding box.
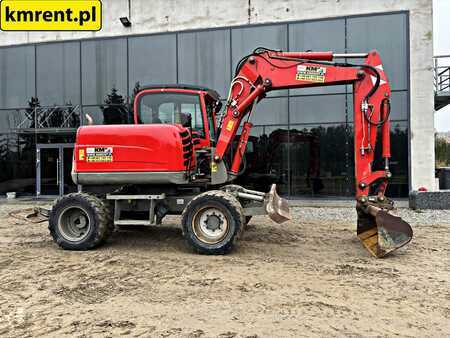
[134,85,221,150]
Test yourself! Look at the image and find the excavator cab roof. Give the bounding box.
[137,84,221,101]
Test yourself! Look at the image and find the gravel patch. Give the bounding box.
[291,206,450,226]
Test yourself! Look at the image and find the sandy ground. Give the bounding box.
[0,201,449,338]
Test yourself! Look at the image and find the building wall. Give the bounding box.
[0,0,434,193]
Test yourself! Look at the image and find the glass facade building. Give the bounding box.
[0,12,409,198]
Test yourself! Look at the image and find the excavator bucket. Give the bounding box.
[357,205,413,258]
[265,184,291,223]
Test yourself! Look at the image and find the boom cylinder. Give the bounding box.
[231,122,252,174]
[236,84,265,114]
[277,51,333,61]
[333,53,369,59]
[381,99,391,160]
[276,52,368,61]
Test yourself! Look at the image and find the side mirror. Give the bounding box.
[215,101,223,112]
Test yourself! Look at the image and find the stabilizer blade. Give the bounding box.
[265,184,291,223]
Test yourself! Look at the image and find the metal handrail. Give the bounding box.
[434,55,450,94]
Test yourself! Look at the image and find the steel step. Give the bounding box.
[114,220,152,226]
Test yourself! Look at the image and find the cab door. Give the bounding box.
[200,93,218,148]
[134,89,213,149]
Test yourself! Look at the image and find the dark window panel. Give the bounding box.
[0,46,35,109]
[63,147,77,194]
[0,133,36,195]
[178,29,231,98]
[82,104,131,126]
[263,125,290,196]
[289,123,351,197]
[231,24,288,97]
[81,38,127,105]
[289,19,346,96]
[36,42,81,106]
[347,121,409,197]
[347,13,408,91]
[250,97,288,125]
[82,105,104,125]
[0,108,35,133]
[128,34,177,95]
[389,91,409,121]
[36,132,76,144]
[234,125,289,196]
[289,94,346,124]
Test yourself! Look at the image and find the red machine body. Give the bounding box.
[72,124,194,184]
[72,85,220,185]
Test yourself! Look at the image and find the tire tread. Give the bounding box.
[49,192,112,250]
[181,190,244,255]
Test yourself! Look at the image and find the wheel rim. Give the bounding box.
[57,206,92,242]
[192,206,229,244]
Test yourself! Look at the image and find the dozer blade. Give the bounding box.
[357,205,413,258]
[265,184,291,223]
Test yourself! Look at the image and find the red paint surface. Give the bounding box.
[74,124,192,173]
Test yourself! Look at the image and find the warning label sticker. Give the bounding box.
[86,147,113,162]
[296,65,326,83]
[211,162,218,173]
[226,120,235,132]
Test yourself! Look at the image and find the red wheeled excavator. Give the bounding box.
[49,48,413,258]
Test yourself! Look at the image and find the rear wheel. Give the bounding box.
[182,190,244,254]
[49,193,112,250]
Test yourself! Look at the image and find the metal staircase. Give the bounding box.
[434,55,450,111]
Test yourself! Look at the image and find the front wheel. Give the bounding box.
[181,191,244,254]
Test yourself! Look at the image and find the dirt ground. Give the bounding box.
[0,202,449,338]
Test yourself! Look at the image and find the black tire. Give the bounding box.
[49,193,112,250]
[181,190,244,254]
[103,200,115,239]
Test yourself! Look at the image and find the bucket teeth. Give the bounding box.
[357,206,413,258]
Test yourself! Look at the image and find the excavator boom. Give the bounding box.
[212,47,413,257]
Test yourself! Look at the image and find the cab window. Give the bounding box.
[138,92,205,137]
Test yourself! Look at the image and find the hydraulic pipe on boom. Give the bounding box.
[212,47,413,258]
